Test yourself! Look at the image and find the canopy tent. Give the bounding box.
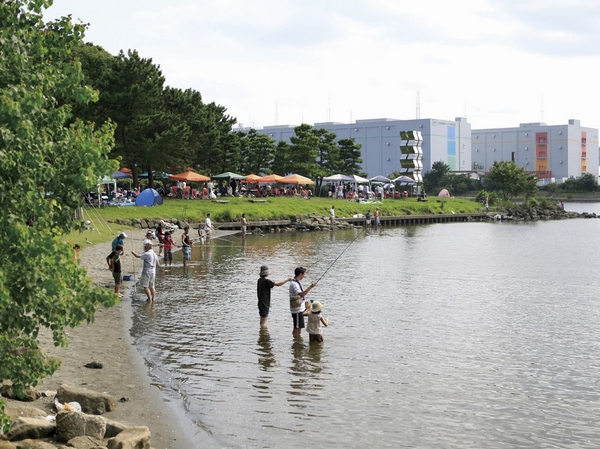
[438,189,451,197]
[168,171,210,182]
[135,188,163,206]
[370,175,391,183]
[393,175,415,184]
[211,171,246,181]
[281,174,315,185]
[119,167,132,174]
[244,174,262,182]
[348,174,370,184]
[257,173,285,183]
[323,174,353,182]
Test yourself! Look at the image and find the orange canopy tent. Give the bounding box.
[281,174,315,185]
[257,174,285,183]
[244,174,262,182]
[168,171,210,182]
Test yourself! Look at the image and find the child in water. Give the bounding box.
[306,301,329,342]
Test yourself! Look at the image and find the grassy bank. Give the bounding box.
[69,196,484,246]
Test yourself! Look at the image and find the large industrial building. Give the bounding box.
[256,117,599,183]
[256,117,472,178]
[471,119,599,183]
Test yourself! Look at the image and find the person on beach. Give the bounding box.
[132,242,160,302]
[329,205,335,225]
[112,232,127,251]
[204,213,215,244]
[307,301,329,343]
[162,231,178,266]
[257,265,292,328]
[106,244,124,297]
[289,267,318,340]
[181,226,193,267]
[241,213,248,235]
[374,207,380,226]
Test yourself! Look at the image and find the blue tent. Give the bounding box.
[135,188,163,206]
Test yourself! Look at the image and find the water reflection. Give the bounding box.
[256,328,275,371]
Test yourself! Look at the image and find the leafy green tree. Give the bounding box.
[0,0,118,430]
[337,138,363,175]
[423,161,450,193]
[288,124,319,178]
[486,161,528,201]
[238,129,276,175]
[557,172,598,192]
[312,128,339,193]
[520,172,539,204]
[272,140,291,175]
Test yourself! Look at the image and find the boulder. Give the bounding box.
[12,439,57,448]
[65,435,107,448]
[5,418,55,442]
[4,406,48,422]
[106,427,151,449]
[0,441,15,449]
[103,419,127,439]
[55,411,106,443]
[56,384,117,415]
[1,382,41,402]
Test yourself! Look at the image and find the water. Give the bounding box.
[130,210,600,448]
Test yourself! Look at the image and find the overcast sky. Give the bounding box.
[45,0,600,131]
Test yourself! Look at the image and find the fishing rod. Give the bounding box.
[313,228,366,283]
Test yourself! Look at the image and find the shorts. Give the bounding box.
[139,272,155,289]
[112,272,122,285]
[163,250,173,262]
[366,219,371,225]
[292,312,305,329]
[182,246,191,261]
[258,305,270,317]
[309,333,324,343]
[375,217,380,225]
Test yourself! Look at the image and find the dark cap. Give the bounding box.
[294,267,306,276]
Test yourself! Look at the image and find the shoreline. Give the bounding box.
[35,228,210,449]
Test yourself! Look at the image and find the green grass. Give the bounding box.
[67,196,484,246]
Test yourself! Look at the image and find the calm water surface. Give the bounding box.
[130,207,600,448]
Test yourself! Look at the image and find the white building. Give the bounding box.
[471,119,599,183]
[256,117,472,178]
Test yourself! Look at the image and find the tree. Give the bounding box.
[423,161,450,193]
[486,161,530,201]
[0,0,118,430]
[337,138,363,175]
[239,129,277,175]
[288,124,319,178]
[312,128,339,193]
[272,140,291,175]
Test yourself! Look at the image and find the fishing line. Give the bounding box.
[314,228,366,283]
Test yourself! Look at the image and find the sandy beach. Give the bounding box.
[34,228,210,449]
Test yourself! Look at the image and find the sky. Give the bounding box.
[45,0,600,132]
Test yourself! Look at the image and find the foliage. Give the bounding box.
[288,124,320,178]
[337,138,363,176]
[485,161,538,201]
[551,173,599,193]
[423,161,450,193]
[475,190,500,206]
[0,0,118,429]
[237,129,277,175]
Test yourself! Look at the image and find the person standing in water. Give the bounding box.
[204,213,215,244]
[181,226,193,267]
[241,213,248,235]
[289,267,317,340]
[307,301,329,343]
[329,205,335,225]
[132,242,160,302]
[257,265,292,328]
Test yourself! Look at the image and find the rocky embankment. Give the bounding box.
[1,382,152,449]
[497,204,597,221]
